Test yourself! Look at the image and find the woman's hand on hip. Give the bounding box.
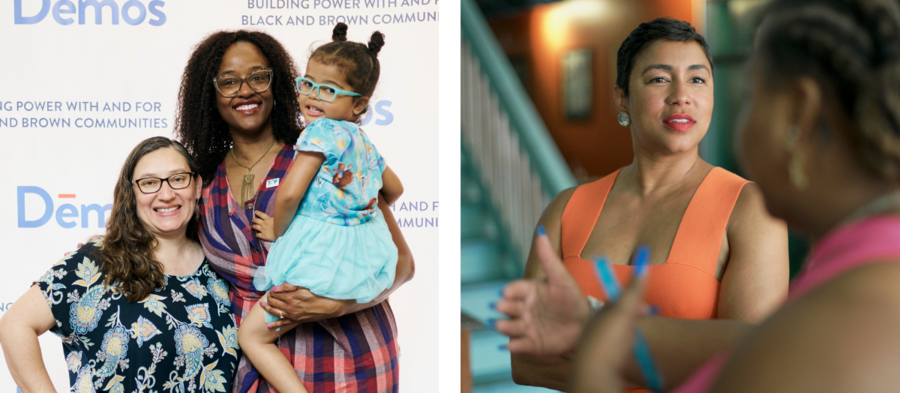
[260,283,355,327]
[494,230,592,356]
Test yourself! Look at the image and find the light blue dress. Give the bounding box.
[257,118,398,323]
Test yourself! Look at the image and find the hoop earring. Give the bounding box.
[785,126,808,189]
[617,111,630,127]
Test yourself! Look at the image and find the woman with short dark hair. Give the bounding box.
[504,18,789,391]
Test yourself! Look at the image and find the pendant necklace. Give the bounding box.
[231,139,277,206]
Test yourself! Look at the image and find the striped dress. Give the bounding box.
[199,144,400,393]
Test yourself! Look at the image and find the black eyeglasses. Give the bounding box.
[212,68,273,98]
[132,172,195,194]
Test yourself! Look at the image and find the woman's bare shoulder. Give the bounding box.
[540,186,579,225]
[713,260,900,392]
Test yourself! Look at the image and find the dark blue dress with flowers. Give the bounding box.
[37,240,238,393]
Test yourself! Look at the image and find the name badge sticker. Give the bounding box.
[266,178,280,189]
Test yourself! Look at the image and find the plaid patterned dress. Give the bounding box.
[199,144,400,393]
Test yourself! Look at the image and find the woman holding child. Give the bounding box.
[176,28,413,392]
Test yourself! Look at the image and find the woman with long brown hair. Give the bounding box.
[0,137,238,391]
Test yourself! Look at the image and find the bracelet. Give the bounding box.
[587,296,605,313]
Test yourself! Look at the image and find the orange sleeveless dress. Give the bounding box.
[561,167,749,319]
[560,167,748,392]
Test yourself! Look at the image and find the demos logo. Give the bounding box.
[17,186,111,228]
[359,100,393,126]
[14,0,166,26]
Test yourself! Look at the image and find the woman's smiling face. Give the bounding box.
[132,147,201,240]
[215,41,275,136]
[618,40,714,156]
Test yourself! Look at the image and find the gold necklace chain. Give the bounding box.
[231,139,277,206]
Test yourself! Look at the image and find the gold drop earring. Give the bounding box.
[785,125,809,189]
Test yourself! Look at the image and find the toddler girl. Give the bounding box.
[237,23,402,392]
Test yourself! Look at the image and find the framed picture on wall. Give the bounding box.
[562,49,592,120]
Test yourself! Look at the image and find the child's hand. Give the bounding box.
[252,211,277,241]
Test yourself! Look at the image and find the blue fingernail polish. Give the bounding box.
[537,225,546,236]
[499,344,508,351]
[488,302,496,310]
[648,305,660,316]
[499,289,505,297]
[634,245,650,277]
[486,318,496,329]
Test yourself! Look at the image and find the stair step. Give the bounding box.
[461,280,508,326]
[461,239,510,284]
[474,380,560,393]
[469,329,514,385]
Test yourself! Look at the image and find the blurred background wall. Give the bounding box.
[487,0,698,180]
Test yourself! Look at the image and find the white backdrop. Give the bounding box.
[0,0,439,391]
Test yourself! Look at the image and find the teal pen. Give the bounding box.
[592,246,664,392]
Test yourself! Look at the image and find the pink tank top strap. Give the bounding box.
[666,167,750,276]
[791,215,900,298]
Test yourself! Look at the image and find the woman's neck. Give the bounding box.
[624,147,706,197]
[229,125,279,162]
[152,234,200,275]
[803,181,900,242]
[778,137,900,241]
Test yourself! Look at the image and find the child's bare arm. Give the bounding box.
[273,151,325,238]
[380,166,403,206]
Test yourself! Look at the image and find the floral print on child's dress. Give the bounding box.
[293,118,386,226]
[37,241,238,392]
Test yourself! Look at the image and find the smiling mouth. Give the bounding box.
[235,103,259,111]
[668,119,693,123]
[154,206,181,213]
[306,105,324,116]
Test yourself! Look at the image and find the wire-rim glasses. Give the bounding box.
[213,68,273,98]
[295,77,361,102]
[132,172,196,194]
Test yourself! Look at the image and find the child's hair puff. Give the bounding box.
[310,23,385,113]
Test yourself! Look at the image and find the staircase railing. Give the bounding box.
[461,0,576,269]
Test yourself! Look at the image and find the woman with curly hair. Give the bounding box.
[175,30,414,392]
[0,137,239,392]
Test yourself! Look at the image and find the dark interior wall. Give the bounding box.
[488,0,697,180]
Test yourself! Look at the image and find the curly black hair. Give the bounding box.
[174,30,303,186]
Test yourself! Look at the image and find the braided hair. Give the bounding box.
[309,23,385,113]
[757,0,900,180]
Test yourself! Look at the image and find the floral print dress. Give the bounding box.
[37,240,239,393]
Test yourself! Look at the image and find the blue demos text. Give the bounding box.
[14,0,166,26]
[17,186,111,228]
